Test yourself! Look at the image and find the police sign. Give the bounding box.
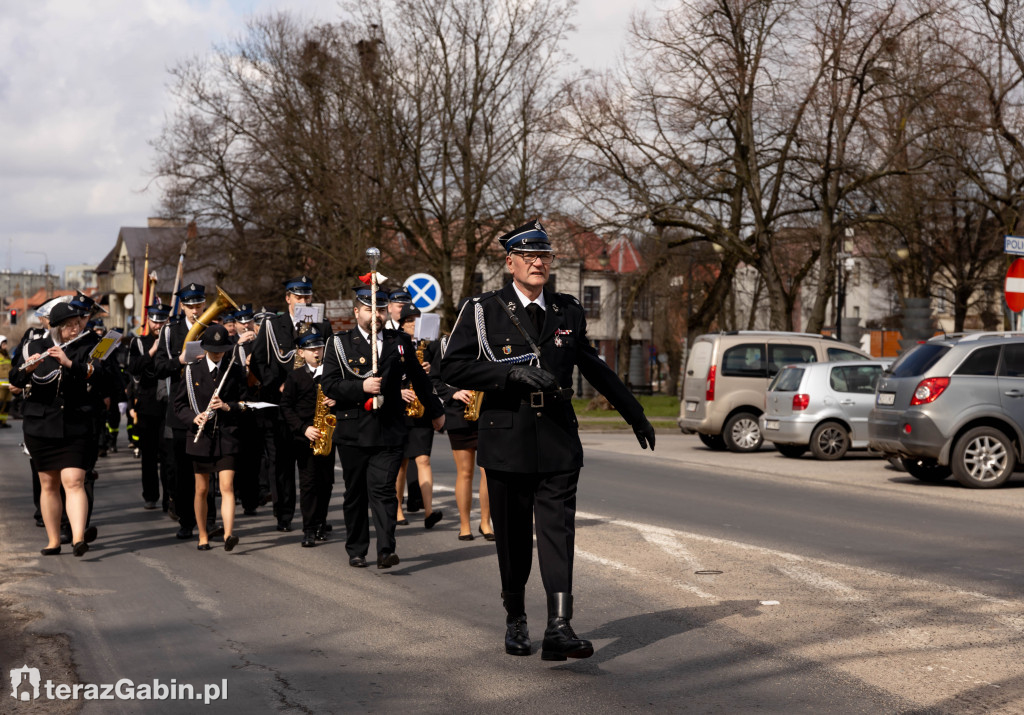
[1005,235,1024,255]
[404,273,442,311]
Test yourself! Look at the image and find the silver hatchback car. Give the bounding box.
[760,360,891,460]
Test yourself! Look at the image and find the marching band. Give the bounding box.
[8,229,656,660]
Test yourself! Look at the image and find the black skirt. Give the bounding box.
[191,454,237,474]
[25,433,94,472]
[447,427,478,451]
[404,426,434,458]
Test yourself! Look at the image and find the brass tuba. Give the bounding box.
[312,384,336,456]
[184,286,240,344]
[404,339,427,418]
[464,390,484,421]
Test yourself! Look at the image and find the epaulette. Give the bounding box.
[475,290,499,303]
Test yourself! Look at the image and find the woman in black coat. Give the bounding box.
[9,302,101,557]
[173,324,247,552]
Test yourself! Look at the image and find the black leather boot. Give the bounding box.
[502,591,531,656]
[541,593,594,661]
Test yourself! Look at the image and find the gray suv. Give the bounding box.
[868,333,1024,488]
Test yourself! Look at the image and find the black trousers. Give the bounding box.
[170,428,214,530]
[234,412,262,512]
[261,411,296,524]
[296,443,335,532]
[486,468,581,595]
[137,413,165,504]
[339,444,403,559]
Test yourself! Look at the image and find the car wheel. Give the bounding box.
[775,444,807,458]
[900,456,951,482]
[723,412,763,453]
[951,427,1016,489]
[698,432,727,451]
[810,422,850,460]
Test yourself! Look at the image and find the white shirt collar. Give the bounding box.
[205,355,220,373]
[310,364,323,378]
[512,282,546,311]
[358,326,383,343]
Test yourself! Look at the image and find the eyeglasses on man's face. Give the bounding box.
[512,252,555,266]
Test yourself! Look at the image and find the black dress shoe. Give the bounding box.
[40,546,61,555]
[458,533,475,541]
[175,527,194,540]
[302,531,317,548]
[315,526,329,541]
[502,592,531,656]
[224,535,239,552]
[197,543,212,551]
[541,593,594,661]
[276,522,292,532]
[377,552,400,569]
[479,525,496,541]
[349,556,368,568]
[425,510,443,529]
[84,525,98,543]
[72,541,89,557]
[396,518,409,526]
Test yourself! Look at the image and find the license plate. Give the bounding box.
[764,420,780,430]
[685,401,697,413]
[878,393,895,406]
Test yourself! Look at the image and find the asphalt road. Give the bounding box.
[2,424,1024,713]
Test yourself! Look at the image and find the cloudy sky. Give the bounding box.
[0,0,651,284]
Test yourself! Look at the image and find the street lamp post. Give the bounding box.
[25,250,51,300]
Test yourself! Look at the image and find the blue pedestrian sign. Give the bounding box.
[404,273,442,311]
[1005,235,1024,256]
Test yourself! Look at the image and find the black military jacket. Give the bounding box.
[250,313,333,404]
[127,334,166,417]
[152,318,197,430]
[320,327,442,448]
[427,338,475,432]
[441,282,645,473]
[280,365,330,447]
[172,350,247,460]
[10,331,102,439]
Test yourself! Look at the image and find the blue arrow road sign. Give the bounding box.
[404,273,442,311]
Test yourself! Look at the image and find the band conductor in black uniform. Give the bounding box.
[441,219,657,660]
[320,286,444,569]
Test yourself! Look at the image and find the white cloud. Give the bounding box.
[0,0,650,283]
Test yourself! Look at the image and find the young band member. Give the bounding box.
[394,304,442,529]
[173,324,247,552]
[442,219,656,660]
[127,302,171,510]
[320,287,444,569]
[10,303,102,557]
[280,326,336,548]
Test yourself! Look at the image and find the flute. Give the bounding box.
[21,331,91,369]
[194,348,238,443]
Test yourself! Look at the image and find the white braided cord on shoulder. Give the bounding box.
[265,319,297,365]
[475,302,536,366]
[332,335,376,379]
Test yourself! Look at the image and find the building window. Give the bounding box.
[583,286,601,318]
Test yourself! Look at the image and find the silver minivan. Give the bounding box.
[760,360,891,459]
[678,331,871,452]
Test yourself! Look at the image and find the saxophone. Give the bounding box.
[404,340,427,418]
[463,390,484,421]
[312,384,336,456]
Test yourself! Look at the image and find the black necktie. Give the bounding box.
[526,303,543,333]
[211,366,219,384]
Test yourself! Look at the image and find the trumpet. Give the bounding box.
[184,286,239,345]
[405,340,427,418]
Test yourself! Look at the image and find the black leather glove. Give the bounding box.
[507,365,559,392]
[633,417,656,451]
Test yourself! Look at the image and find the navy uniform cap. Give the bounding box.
[354,286,388,307]
[297,325,326,349]
[498,219,552,253]
[283,275,313,295]
[176,283,206,305]
[199,324,233,353]
[388,289,412,304]
[218,311,236,324]
[234,303,254,321]
[146,303,170,321]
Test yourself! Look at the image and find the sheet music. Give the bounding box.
[414,314,441,341]
[90,330,123,360]
[293,304,324,325]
